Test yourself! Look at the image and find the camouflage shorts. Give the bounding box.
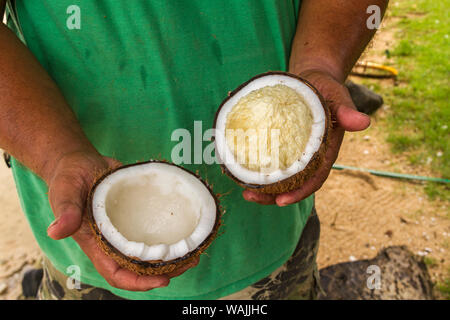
[37,208,322,300]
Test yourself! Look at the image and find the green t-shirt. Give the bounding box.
[7,0,314,299]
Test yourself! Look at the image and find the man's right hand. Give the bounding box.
[45,151,199,291]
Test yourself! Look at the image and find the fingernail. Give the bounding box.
[47,218,59,232]
[277,200,288,207]
[243,191,254,201]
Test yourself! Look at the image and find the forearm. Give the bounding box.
[290,0,388,82]
[0,22,99,182]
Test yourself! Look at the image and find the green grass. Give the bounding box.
[423,256,438,268]
[392,39,414,56]
[436,271,450,300]
[366,0,450,201]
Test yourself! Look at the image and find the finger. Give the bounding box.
[329,84,370,132]
[47,173,87,240]
[312,75,370,132]
[76,233,170,291]
[275,173,325,206]
[335,104,371,132]
[111,267,170,291]
[47,202,83,240]
[242,190,276,205]
[275,127,344,206]
[48,156,121,240]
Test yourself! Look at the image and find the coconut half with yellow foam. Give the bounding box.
[87,161,221,275]
[213,71,331,194]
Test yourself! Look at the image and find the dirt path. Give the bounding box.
[315,126,449,291]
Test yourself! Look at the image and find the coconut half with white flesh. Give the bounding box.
[213,71,331,194]
[88,161,221,275]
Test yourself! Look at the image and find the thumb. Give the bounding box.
[299,70,371,132]
[47,173,88,240]
[335,104,371,132]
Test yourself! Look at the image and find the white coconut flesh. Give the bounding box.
[92,162,217,262]
[215,74,326,185]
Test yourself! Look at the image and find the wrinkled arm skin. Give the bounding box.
[0,2,197,291]
[243,0,388,206]
[290,0,389,81]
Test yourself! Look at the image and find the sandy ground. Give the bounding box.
[0,156,41,299]
[315,124,449,286]
[0,4,448,300]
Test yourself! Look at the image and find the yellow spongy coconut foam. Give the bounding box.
[225,84,313,172]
